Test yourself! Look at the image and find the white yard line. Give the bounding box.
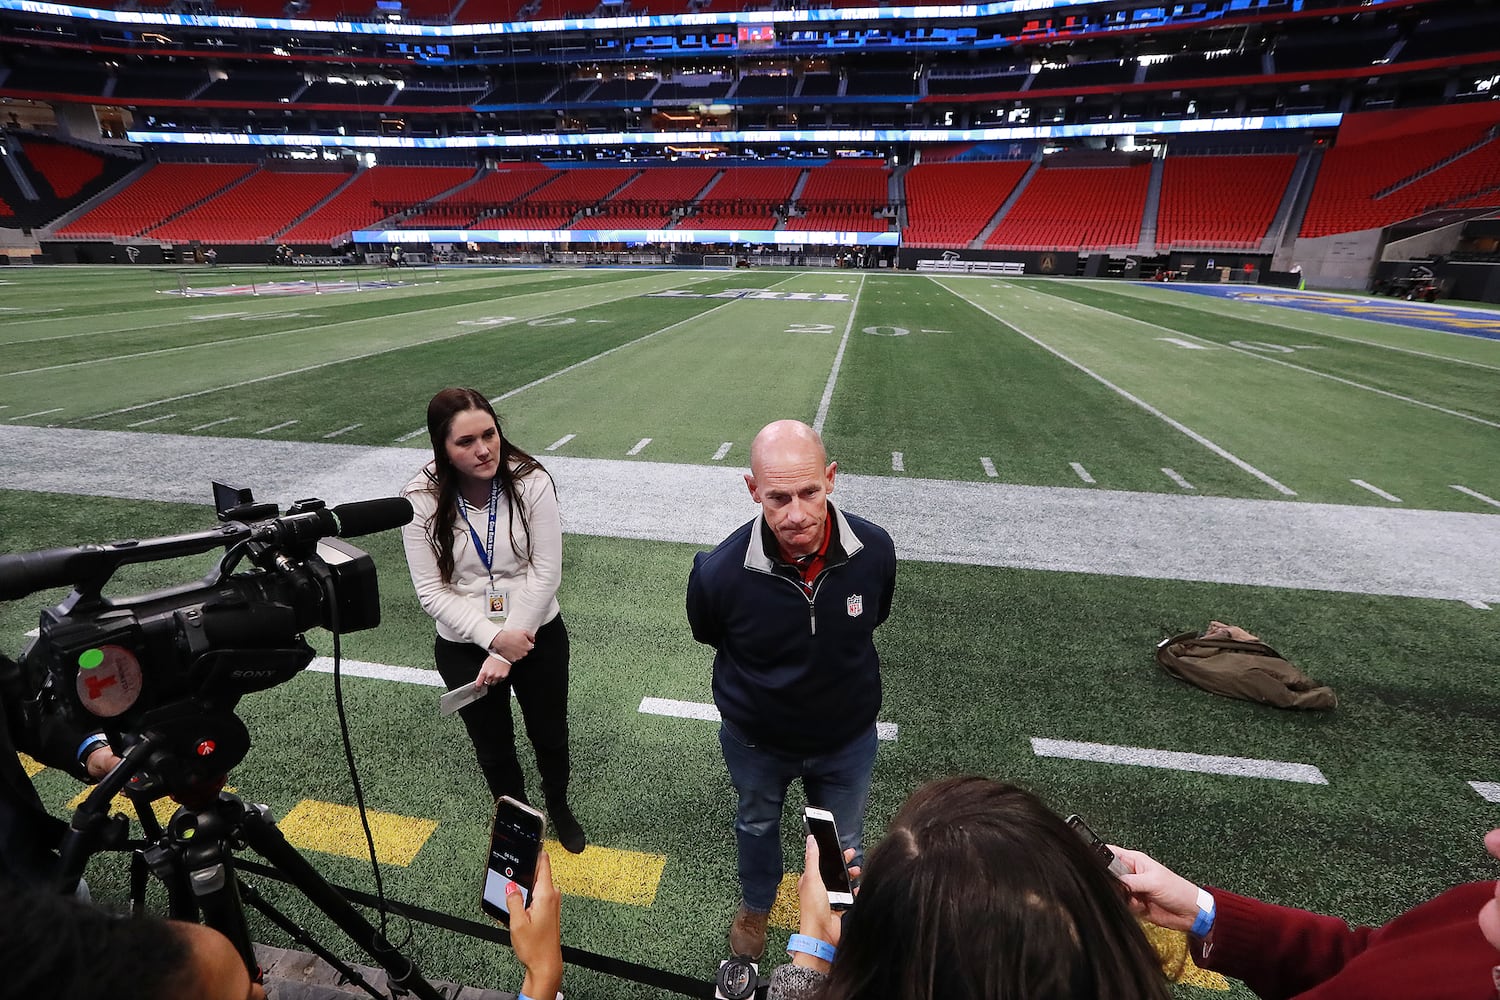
[980,457,998,477]
[488,272,806,411]
[1465,600,1491,610]
[1350,479,1403,503]
[627,438,652,456]
[1070,462,1095,484]
[1162,468,1195,490]
[938,280,1298,497]
[190,417,239,432]
[256,420,300,435]
[1042,287,1500,430]
[1104,284,1500,373]
[1188,333,1500,430]
[323,424,363,439]
[1470,781,1500,803]
[1452,485,1500,508]
[891,451,905,472]
[307,657,444,687]
[546,433,576,452]
[77,273,699,423]
[1031,737,1328,784]
[639,696,898,741]
[812,272,867,435]
[127,414,176,428]
[0,269,589,349]
[10,408,64,421]
[712,442,732,461]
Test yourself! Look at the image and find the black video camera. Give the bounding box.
[0,484,412,794]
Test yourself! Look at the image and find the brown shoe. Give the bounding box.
[728,901,768,959]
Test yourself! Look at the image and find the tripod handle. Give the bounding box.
[56,735,159,893]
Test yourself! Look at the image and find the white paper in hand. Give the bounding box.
[440,683,489,716]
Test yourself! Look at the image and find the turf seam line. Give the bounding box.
[936,279,1298,497]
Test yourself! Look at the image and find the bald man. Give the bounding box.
[687,420,896,960]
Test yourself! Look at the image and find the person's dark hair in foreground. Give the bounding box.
[0,882,265,1000]
[780,776,1170,1000]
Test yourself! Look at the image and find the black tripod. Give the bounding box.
[58,720,445,1000]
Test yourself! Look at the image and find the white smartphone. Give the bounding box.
[481,796,546,925]
[803,806,855,909]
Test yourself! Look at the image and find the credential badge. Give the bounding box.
[846,594,863,617]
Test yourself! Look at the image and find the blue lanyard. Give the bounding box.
[457,479,499,575]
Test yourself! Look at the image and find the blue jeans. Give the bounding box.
[718,720,878,913]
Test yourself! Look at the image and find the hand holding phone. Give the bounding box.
[508,848,564,1000]
[803,806,855,909]
[482,796,547,925]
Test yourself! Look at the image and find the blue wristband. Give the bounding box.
[1190,888,1216,939]
[787,933,836,964]
[76,733,109,766]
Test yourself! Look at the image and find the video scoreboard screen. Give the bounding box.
[737,24,776,46]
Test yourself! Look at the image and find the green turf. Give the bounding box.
[3,266,1500,999]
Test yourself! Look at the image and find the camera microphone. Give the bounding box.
[248,497,413,547]
[327,497,415,538]
[0,497,413,602]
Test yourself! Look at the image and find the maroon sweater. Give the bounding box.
[1192,883,1500,1000]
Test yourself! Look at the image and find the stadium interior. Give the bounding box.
[0,0,1498,295]
[3,1,1500,997]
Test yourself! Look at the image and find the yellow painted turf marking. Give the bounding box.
[768,873,801,930]
[65,786,240,827]
[546,841,667,907]
[18,752,43,778]
[278,800,437,867]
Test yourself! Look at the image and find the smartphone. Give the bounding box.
[1065,814,1131,880]
[803,806,855,909]
[481,796,546,924]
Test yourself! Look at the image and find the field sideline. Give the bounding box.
[2,265,1499,999]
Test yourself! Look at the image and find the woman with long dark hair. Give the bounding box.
[770,776,1170,1000]
[401,387,584,853]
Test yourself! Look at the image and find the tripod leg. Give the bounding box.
[239,882,387,1000]
[235,802,446,1000]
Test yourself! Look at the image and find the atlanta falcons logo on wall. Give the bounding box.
[125,246,141,263]
[846,594,863,617]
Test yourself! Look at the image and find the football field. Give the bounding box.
[2,264,1499,998]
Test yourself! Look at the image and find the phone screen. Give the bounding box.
[804,807,854,908]
[481,797,546,924]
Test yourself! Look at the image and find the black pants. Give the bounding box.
[434,615,571,808]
